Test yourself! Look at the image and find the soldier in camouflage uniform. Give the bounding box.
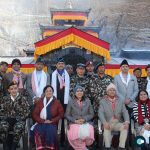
[88,62,113,146]
[133,67,147,91]
[0,88,9,144]
[0,81,30,150]
[85,61,97,78]
[70,63,90,99]
[89,62,113,113]
[85,61,98,104]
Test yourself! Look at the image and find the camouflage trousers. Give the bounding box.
[0,120,9,141]
[0,120,25,143]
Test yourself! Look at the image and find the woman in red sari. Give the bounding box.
[31,85,64,150]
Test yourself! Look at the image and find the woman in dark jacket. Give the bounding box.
[31,85,64,150]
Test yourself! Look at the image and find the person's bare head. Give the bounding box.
[145,64,150,78]
[66,65,73,75]
[11,59,21,71]
[0,61,8,74]
[133,68,142,78]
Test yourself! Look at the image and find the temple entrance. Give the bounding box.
[42,46,104,74]
[43,47,88,73]
[63,53,86,68]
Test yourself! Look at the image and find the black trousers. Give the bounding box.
[126,106,133,147]
[60,104,67,145]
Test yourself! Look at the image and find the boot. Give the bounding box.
[105,147,111,150]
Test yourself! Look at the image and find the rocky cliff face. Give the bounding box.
[0,0,149,56]
[88,0,150,53]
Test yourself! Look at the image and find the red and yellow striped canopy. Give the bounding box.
[34,27,110,61]
[43,29,98,38]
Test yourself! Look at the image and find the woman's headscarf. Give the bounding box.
[73,85,84,94]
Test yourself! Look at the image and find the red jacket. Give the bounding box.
[32,98,64,125]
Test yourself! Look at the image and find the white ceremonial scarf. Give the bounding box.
[32,70,47,97]
[10,93,19,102]
[40,96,53,120]
[119,72,131,86]
[57,73,65,89]
[51,69,70,104]
[146,77,150,99]
[30,96,53,131]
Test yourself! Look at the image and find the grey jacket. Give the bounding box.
[65,98,94,123]
[114,74,139,108]
[98,97,129,124]
[26,72,50,105]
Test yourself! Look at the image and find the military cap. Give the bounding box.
[95,62,105,70]
[77,63,85,68]
[36,56,44,64]
[85,61,93,67]
[57,57,65,63]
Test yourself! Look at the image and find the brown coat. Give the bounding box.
[32,97,64,125]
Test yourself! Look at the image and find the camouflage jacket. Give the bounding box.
[137,77,147,91]
[88,74,113,113]
[70,74,90,98]
[0,73,5,97]
[85,74,98,103]
[0,96,6,120]
[1,94,30,121]
[86,72,98,79]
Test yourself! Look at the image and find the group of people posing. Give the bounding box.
[0,57,150,150]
